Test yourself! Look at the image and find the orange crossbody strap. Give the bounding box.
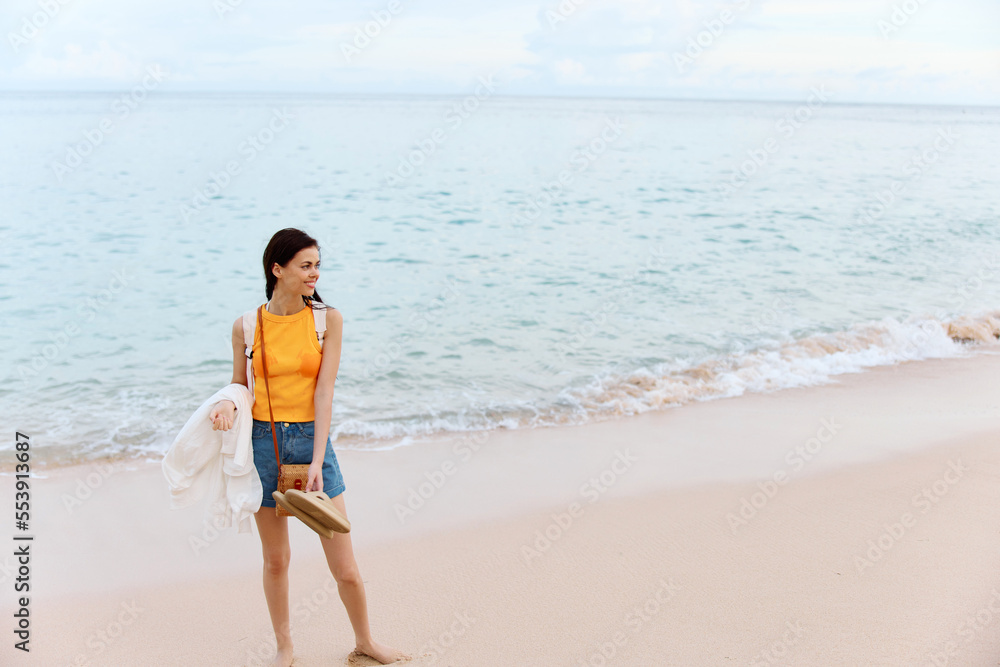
[257,305,282,469]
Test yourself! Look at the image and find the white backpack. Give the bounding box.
[241,303,328,396]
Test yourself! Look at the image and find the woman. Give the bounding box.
[207,228,409,666]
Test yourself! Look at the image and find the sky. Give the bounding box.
[2,0,999,105]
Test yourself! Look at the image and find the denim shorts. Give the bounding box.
[251,419,346,508]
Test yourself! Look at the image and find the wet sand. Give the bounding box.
[2,354,1000,665]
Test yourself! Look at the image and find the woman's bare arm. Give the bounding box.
[230,315,249,387]
[209,316,247,430]
[308,307,343,490]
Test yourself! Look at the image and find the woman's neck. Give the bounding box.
[266,293,306,316]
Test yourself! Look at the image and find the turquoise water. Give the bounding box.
[1,93,998,466]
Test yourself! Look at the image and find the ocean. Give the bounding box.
[1,92,998,468]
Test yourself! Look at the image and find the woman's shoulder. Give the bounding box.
[231,306,262,337]
[310,303,342,332]
[321,305,342,325]
[233,307,256,327]
[309,300,340,316]
[230,314,245,343]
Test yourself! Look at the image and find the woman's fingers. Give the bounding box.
[208,414,234,431]
[306,470,321,493]
[207,404,238,430]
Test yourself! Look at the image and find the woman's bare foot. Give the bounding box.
[271,644,294,667]
[349,640,411,664]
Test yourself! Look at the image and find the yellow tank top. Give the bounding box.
[251,304,323,422]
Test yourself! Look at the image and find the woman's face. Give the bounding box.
[275,245,320,296]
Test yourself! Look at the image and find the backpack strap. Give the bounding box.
[312,305,338,380]
[313,306,327,349]
[241,307,259,396]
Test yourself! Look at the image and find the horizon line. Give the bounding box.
[0,89,997,110]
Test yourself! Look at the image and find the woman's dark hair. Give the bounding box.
[262,228,332,309]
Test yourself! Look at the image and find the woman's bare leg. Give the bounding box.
[254,509,295,667]
[319,493,410,664]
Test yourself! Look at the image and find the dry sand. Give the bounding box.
[2,353,1000,666]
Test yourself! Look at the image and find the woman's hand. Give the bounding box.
[208,400,237,431]
[307,461,323,493]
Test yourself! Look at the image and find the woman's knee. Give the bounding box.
[262,549,291,576]
[332,561,361,586]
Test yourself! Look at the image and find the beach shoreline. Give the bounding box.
[2,353,1000,665]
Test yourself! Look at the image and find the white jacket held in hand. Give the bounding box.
[161,383,262,533]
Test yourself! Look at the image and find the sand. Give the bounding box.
[2,353,1000,666]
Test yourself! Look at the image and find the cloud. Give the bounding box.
[553,57,590,83]
[12,40,140,80]
[0,0,997,104]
